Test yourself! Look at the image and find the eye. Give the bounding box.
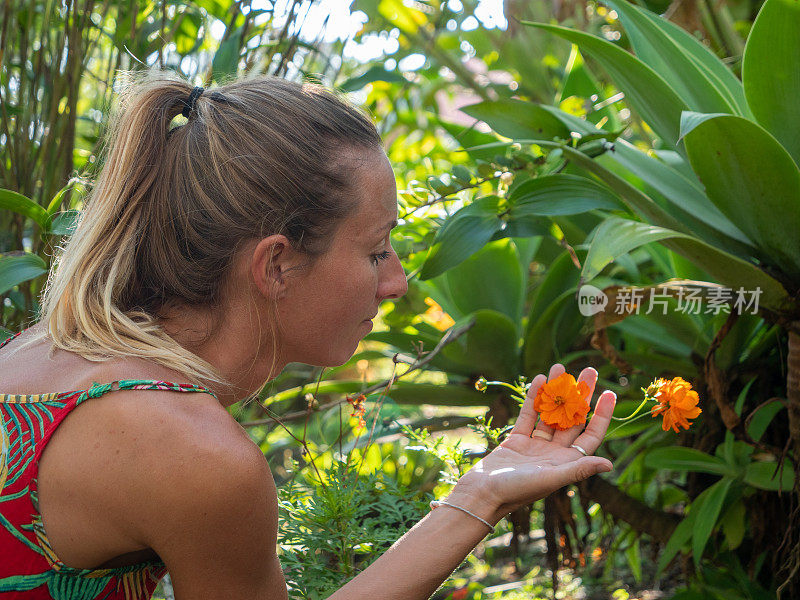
[371,250,391,266]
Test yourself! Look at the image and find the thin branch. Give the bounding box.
[240,319,474,428]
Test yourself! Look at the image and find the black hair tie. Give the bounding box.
[181,86,205,118]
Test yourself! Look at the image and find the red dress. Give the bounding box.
[0,330,217,599]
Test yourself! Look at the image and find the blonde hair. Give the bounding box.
[35,70,382,387]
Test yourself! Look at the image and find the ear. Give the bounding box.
[250,234,303,299]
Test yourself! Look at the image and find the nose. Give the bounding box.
[378,250,408,301]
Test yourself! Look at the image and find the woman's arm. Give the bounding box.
[326,364,616,600]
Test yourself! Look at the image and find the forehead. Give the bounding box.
[337,149,398,240]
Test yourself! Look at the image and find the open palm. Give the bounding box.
[456,364,617,516]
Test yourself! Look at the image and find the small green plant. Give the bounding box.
[277,458,429,600]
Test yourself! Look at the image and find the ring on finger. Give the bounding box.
[570,443,588,456]
[532,430,553,441]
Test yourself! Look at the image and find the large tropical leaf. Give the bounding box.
[599,139,754,252]
[525,22,689,148]
[742,0,800,167]
[419,196,503,280]
[460,99,574,140]
[0,254,48,296]
[507,173,623,216]
[604,0,742,116]
[680,113,800,279]
[0,189,50,232]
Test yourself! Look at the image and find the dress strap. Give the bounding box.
[0,329,24,350]
[80,379,217,403]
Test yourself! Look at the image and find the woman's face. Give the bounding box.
[275,148,408,367]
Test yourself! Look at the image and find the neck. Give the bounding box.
[159,301,285,407]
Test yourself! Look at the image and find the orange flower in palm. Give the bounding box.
[534,372,592,430]
[650,377,702,433]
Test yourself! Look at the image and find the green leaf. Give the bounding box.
[338,66,406,92]
[437,238,525,323]
[419,196,503,280]
[602,139,753,250]
[211,28,243,81]
[604,0,740,115]
[582,217,677,283]
[743,461,795,491]
[0,188,50,231]
[720,500,746,550]
[442,309,520,381]
[680,112,800,278]
[657,508,697,575]
[692,477,733,567]
[625,538,642,583]
[525,22,689,147]
[0,253,48,295]
[746,399,784,442]
[460,99,572,140]
[507,173,623,216]
[742,0,800,167]
[644,446,734,476]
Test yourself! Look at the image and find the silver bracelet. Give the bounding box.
[429,499,494,532]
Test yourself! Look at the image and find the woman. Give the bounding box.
[0,72,617,600]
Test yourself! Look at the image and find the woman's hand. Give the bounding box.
[449,364,616,522]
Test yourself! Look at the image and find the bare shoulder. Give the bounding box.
[67,389,286,598]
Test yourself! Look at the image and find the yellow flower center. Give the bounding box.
[554,395,565,406]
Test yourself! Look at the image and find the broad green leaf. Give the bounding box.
[625,538,642,583]
[579,216,789,311]
[604,0,739,115]
[657,505,697,575]
[507,173,623,216]
[525,22,689,147]
[644,446,734,476]
[439,239,525,324]
[442,309,519,381]
[744,461,795,491]
[438,118,503,162]
[0,189,50,231]
[582,217,677,283]
[681,113,800,278]
[211,28,242,81]
[338,66,405,93]
[0,253,48,295]
[746,399,785,442]
[720,500,746,550]
[693,477,733,567]
[742,0,800,167]
[419,196,503,280]
[460,99,572,140]
[602,139,753,250]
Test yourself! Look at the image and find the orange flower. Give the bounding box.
[347,394,367,429]
[534,372,591,430]
[650,377,702,433]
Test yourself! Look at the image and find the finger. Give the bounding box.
[510,374,546,437]
[548,363,565,381]
[549,455,613,491]
[553,367,598,445]
[571,390,617,454]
